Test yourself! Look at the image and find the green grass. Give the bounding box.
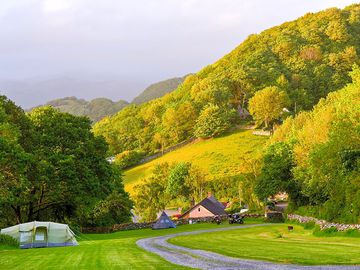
[169,224,360,265]
[124,129,267,193]
[0,223,245,270]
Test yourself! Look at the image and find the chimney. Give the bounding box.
[207,191,212,198]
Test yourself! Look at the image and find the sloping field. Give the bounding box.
[124,129,267,193]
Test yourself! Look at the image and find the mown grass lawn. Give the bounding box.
[124,129,267,194]
[0,223,239,270]
[169,224,360,265]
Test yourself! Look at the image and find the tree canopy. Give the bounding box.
[0,98,132,227]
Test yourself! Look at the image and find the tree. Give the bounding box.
[133,163,170,222]
[166,162,191,198]
[194,104,235,138]
[255,142,301,203]
[248,86,289,129]
[0,101,132,227]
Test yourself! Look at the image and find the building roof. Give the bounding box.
[180,195,227,218]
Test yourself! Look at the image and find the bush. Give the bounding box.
[0,234,19,247]
[194,104,236,138]
[114,150,145,169]
[313,226,338,237]
[303,221,316,230]
[266,211,284,223]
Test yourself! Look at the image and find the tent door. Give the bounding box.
[33,226,48,248]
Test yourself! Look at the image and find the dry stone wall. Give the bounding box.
[287,214,360,231]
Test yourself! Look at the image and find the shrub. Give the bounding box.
[303,221,316,230]
[114,150,145,169]
[0,234,19,247]
[194,104,236,138]
[266,211,284,223]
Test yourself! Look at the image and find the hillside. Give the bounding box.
[131,76,187,104]
[40,96,129,123]
[94,4,360,156]
[262,67,360,223]
[123,129,267,193]
[31,76,187,123]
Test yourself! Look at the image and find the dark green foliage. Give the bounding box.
[266,212,285,223]
[132,76,187,104]
[166,162,191,198]
[0,97,133,227]
[0,234,19,247]
[302,221,316,230]
[114,150,145,169]
[255,142,303,204]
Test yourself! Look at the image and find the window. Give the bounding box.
[198,207,201,212]
[35,231,45,241]
[20,231,32,243]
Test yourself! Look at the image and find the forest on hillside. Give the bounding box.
[94,4,360,159]
[132,67,359,222]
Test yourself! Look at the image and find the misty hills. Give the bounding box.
[0,77,144,109]
[43,97,129,123]
[131,75,187,104]
[30,76,186,122]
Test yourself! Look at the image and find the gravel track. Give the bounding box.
[136,224,360,270]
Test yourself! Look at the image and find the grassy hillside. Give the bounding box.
[124,129,267,193]
[169,224,360,265]
[131,76,187,104]
[94,4,360,156]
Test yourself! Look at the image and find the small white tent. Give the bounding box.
[0,221,78,249]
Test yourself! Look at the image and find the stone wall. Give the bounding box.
[81,213,264,234]
[287,214,360,231]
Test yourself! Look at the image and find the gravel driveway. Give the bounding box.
[136,224,360,270]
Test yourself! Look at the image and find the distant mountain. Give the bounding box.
[0,77,146,109]
[131,76,187,104]
[38,96,129,123]
[27,75,187,123]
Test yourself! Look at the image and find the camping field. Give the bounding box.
[2,221,360,269]
[123,129,267,194]
[169,224,360,265]
[0,223,235,270]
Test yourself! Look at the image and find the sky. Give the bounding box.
[0,0,358,107]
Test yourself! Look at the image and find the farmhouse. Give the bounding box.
[180,195,227,219]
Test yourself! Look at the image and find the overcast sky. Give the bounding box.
[0,0,358,107]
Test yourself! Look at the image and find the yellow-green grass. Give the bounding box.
[169,224,360,265]
[124,129,267,194]
[0,223,248,270]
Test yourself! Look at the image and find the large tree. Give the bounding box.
[248,86,289,129]
[0,100,132,227]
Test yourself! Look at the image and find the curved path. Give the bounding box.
[136,224,359,270]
